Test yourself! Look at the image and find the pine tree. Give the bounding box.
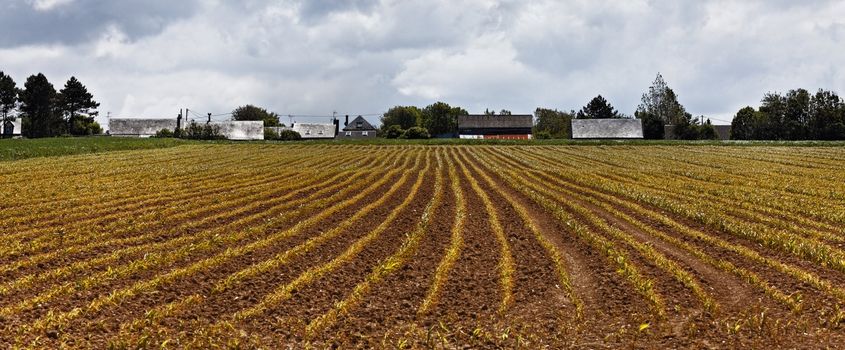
[20,73,61,138]
[58,76,101,135]
[577,95,621,119]
[0,71,18,135]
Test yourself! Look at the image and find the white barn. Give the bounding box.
[571,119,644,139]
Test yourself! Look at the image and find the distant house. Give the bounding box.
[458,114,533,140]
[571,119,644,139]
[269,122,338,140]
[340,115,377,139]
[2,119,22,138]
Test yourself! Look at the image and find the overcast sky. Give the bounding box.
[1,0,844,126]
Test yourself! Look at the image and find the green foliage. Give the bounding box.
[534,131,551,139]
[636,111,665,140]
[731,89,845,140]
[421,102,467,137]
[577,95,621,119]
[181,122,225,140]
[637,73,687,130]
[533,108,572,139]
[383,124,405,139]
[232,105,281,127]
[0,71,18,124]
[672,115,718,140]
[155,129,175,138]
[277,129,302,141]
[20,73,62,138]
[381,106,421,130]
[401,126,430,139]
[57,76,100,136]
[263,128,279,140]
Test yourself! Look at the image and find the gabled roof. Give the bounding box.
[343,116,376,131]
[293,123,337,138]
[458,115,533,129]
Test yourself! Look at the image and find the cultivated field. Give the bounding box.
[1,144,844,348]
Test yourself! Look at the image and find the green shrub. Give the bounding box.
[277,129,302,141]
[383,125,405,139]
[401,126,430,139]
[155,129,174,138]
[264,128,279,140]
[534,131,551,139]
[181,122,225,140]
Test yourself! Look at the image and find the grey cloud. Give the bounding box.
[0,0,202,46]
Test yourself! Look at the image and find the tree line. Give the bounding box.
[0,71,101,138]
[731,89,845,140]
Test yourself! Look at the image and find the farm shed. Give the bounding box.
[340,115,377,139]
[2,119,22,138]
[109,118,177,137]
[571,119,644,139]
[458,114,534,140]
[213,121,264,140]
[268,122,338,140]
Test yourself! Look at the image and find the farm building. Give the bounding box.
[340,115,377,139]
[458,114,533,140]
[212,121,264,140]
[2,119,22,138]
[268,121,338,140]
[109,118,264,140]
[571,119,644,139]
[664,124,732,140]
[109,118,177,137]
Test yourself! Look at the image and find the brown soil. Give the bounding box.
[3,145,845,349]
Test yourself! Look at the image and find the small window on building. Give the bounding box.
[345,131,352,136]
[356,122,363,128]
[362,131,368,136]
[305,130,311,135]
[318,130,324,135]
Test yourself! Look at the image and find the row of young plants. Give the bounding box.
[468,148,667,318]
[528,147,845,239]
[528,147,845,266]
[0,146,381,265]
[0,145,222,213]
[418,152,467,316]
[498,147,845,310]
[229,152,430,323]
[304,150,444,336]
[455,149,515,314]
[0,149,333,262]
[1,158,400,326]
[110,149,438,345]
[0,161,377,299]
[14,150,422,344]
[475,148,718,313]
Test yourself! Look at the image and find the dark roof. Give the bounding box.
[343,116,377,131]
[458,115,533,129]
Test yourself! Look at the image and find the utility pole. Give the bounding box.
[207,113,212,125]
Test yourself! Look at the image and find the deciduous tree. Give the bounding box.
[232,105,281,127]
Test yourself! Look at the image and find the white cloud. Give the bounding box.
[28,0,74,11]
[2,0,845,128]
